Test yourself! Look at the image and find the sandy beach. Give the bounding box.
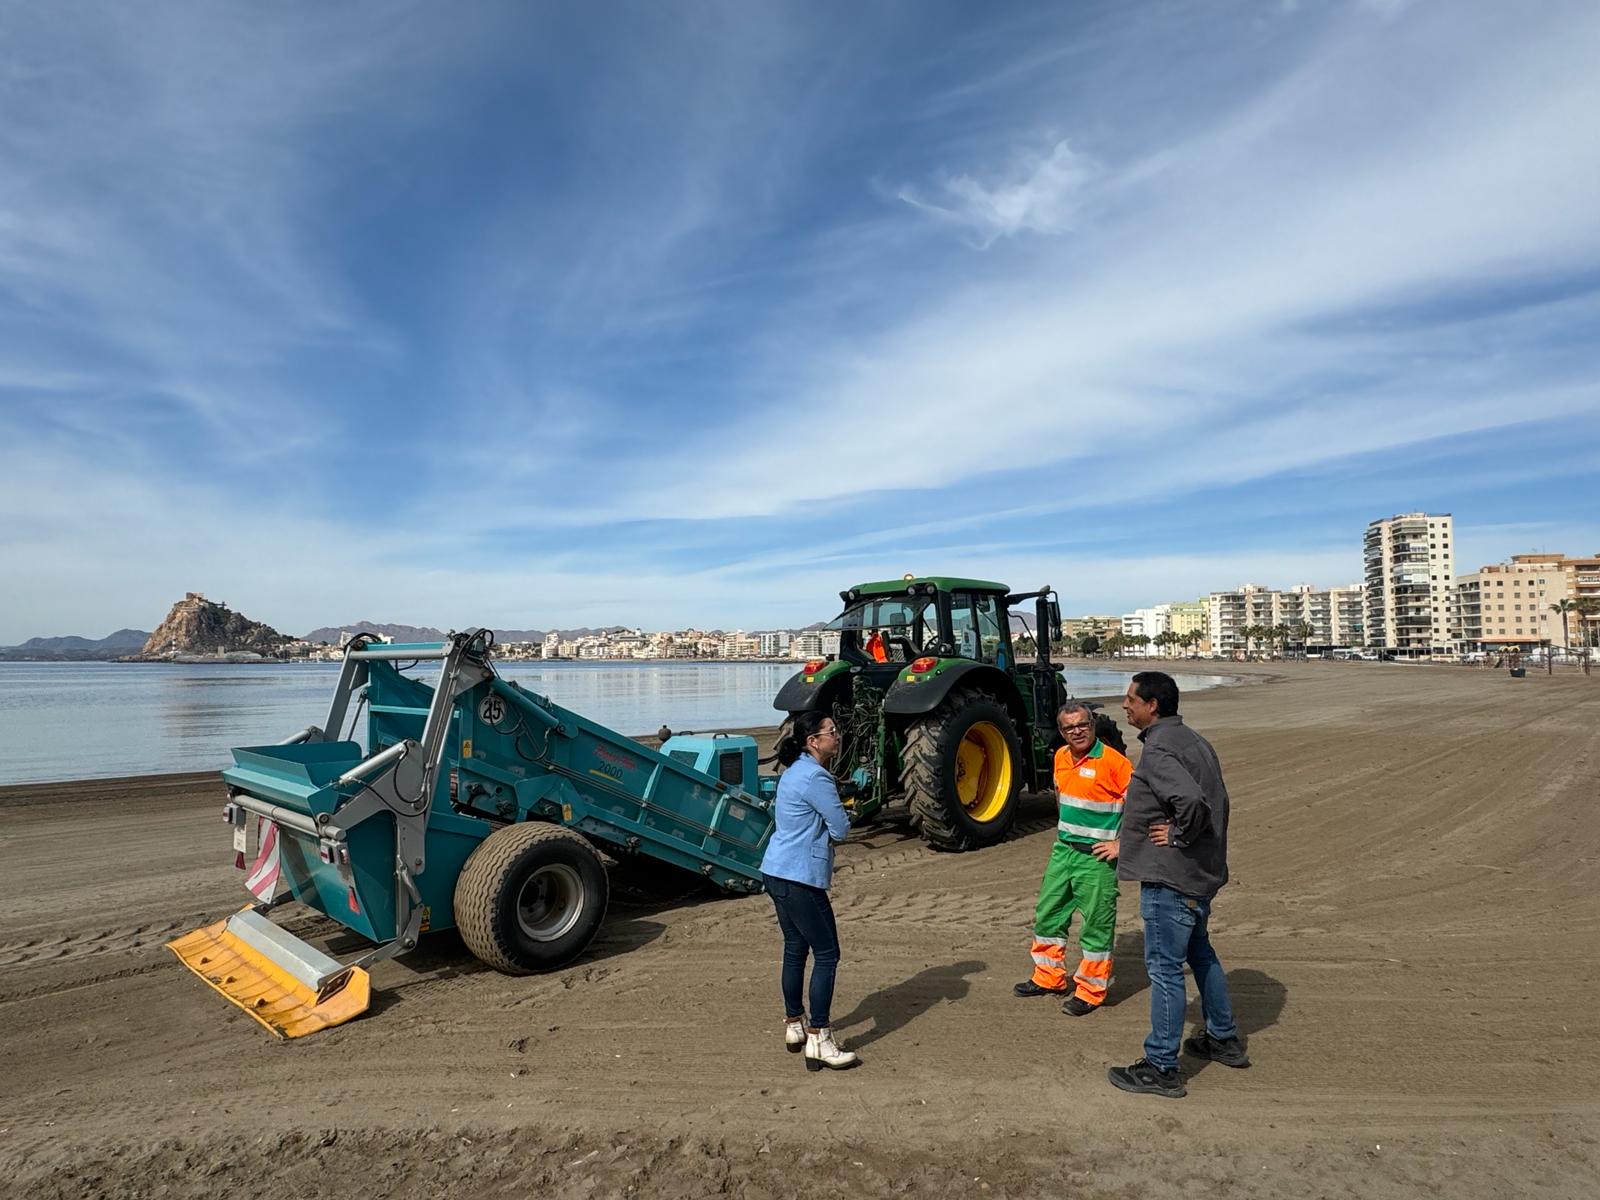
[2,660,1596,1198]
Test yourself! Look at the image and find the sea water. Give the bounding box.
[0,660,1232,785]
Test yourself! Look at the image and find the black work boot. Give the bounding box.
[1013,979,1067,997]
[1061,994,1097,1017]
[1183,1030,1251,1068]
[1108,1058,1187,1098]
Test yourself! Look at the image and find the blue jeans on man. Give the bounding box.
[1140,883,1238,1071]
[764,873,841,1027]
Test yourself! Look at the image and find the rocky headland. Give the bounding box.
[137,593,291,660]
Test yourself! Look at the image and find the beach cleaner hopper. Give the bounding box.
[169,629,777,1037]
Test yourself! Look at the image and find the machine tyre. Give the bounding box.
[902,689,1023,851]
[1094,712,1128,755]
[453,822,609,974]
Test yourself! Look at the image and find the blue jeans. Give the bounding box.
[1140,883,1238,1071]
[764,873,840,1028]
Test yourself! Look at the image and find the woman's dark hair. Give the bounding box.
[1130,670,1180,718]
[777,710,831,767]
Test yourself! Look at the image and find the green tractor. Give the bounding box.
[774,576,1117,851]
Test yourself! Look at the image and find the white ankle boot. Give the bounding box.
[804,1026,859,1071]
[784,1018,806,1054]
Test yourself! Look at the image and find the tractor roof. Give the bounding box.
[849,576,1009,597]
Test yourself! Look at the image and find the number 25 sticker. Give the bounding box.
[478,694,506,724]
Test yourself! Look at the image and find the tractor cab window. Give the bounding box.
[950,592,1008,667]
[829,596,937,663]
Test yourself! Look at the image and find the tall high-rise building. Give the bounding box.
[1363,512,1455,656]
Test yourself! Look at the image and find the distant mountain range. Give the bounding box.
[300,622,630,645]
[0,629,152,661]
[4,611,825,661]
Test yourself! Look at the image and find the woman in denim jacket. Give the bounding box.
[760,710,858,1071]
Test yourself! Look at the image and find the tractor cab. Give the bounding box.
[827,587,941,679]
[827,578,1023,671]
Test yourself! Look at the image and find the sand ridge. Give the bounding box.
[1,660,1597,1198]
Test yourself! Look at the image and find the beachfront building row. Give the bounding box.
[1362,510,1600,655]
[1094,585,1365,658]
[1205,583,1365,656]
[524,628,819,660]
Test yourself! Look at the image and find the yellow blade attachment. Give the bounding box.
[167,910,371,1039]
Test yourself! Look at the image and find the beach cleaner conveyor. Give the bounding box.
[169,629,778,1038]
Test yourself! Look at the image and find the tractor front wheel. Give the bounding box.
[454,822,609,974]
[902,689,1023,851]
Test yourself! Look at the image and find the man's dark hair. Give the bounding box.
[1131,671,1180,718]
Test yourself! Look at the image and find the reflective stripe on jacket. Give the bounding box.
[1052,739,1132,844]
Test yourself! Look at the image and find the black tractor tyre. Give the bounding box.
[772,715,796,768]
[902,689,1025,851]
[453,822,609,974]
[1095,712,1128,755]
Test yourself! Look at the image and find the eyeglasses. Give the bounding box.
[1059,722,1095,734]
[811,727,841,739]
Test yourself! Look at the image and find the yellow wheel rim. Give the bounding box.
[954,720,1012,823]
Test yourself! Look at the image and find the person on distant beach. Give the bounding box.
[759,711,859,1071]
[1013,702,1130,1015]
[1108,671,1250,1099]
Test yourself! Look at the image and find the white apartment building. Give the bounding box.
[757,631,791,658]
[1121,605,1171,644]
[1281,583,1365,649]
[790,631,842,659]
[1364,512,1455,656]
[1208,582,1365,655]
[1207,585,1270,656]
[718,632,761,659]
[541,632,562,659]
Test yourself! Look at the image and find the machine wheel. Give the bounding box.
[453,822,609,974]
[902,689,1024,851]
[1094,711,1128,755]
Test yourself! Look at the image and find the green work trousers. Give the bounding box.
[1028,841,1119,1000]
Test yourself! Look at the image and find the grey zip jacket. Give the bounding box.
[1116,715,1230,898]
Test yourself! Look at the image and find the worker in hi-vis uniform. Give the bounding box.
[1014,702,1131,1015]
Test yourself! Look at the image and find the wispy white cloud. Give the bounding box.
[896,138,1095,247]
[3,1,1599,643]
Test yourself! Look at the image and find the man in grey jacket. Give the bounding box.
[1107,671,1250,1099]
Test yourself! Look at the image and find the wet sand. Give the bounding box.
[2,660,1597,1198]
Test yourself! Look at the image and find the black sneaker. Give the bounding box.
[1183,1030,1251,1068]
[1013,979,1068,998]
[1108,1058,1187,1098]
[1061,994,1097,1017]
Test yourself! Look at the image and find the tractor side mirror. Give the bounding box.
[1049,600,1063,643]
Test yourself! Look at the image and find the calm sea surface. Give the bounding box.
[0,660,1233,786]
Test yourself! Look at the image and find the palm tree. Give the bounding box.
[1576,598,1600,649]
[1550,599,1578,654]
[1272,623,1291,659]
[1290,621,1311,658]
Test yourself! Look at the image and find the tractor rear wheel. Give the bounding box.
[454,822,609,974]
[902,689,1023,851]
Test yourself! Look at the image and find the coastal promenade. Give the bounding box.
[1,661,1595,1198]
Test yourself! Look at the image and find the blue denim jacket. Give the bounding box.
[759,753,851,889]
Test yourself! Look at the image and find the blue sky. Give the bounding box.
[2,0,1598,642]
